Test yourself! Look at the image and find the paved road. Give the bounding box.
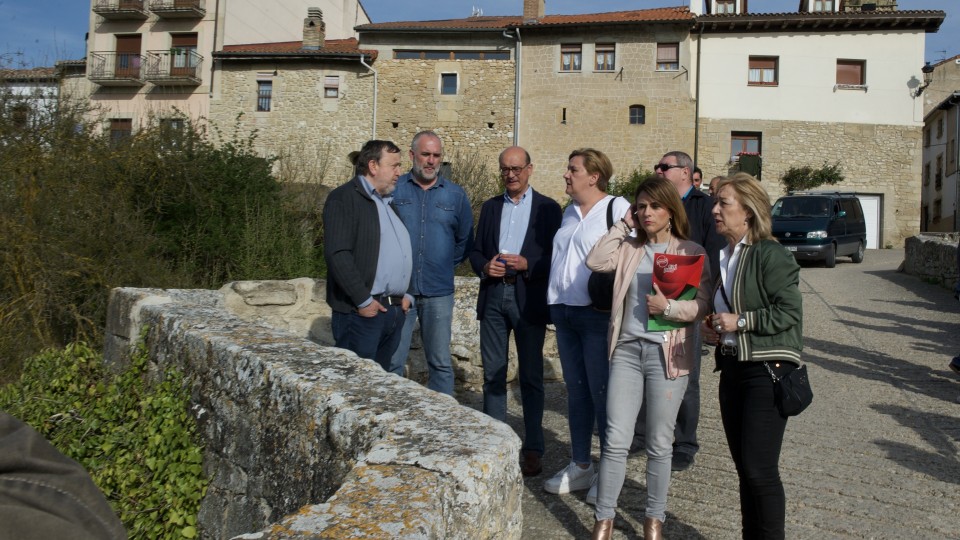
[464,248,960,539]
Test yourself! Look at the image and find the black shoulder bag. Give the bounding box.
[587,199,617,312]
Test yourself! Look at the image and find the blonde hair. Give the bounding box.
[568,148,614,191]
[713,172,774,243]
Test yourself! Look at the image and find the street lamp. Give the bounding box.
[913,62,935,98]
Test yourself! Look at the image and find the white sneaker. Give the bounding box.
[543,461,595,494]
[585,473,598,505]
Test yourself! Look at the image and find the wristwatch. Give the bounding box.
[736,313,747,330]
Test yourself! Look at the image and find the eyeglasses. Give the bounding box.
[499,164,529,176]
[655,163,684,173]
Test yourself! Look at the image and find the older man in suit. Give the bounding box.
[470,146,562,477]
[323,139,413,370]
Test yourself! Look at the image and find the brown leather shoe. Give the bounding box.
[643,517,663,540]
[591,518,614,540]
[520,450,542,477]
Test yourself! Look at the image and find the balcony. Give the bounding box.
[88,52,146,86]
[144,50,203,86]
[149,0,205,19]
[93,0,149,20]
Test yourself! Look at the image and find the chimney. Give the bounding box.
[303,7,325,50]
[523,0,544,23]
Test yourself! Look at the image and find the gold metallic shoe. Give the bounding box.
[591,518,614,540]
[643,517,663,540]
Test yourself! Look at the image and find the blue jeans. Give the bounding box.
[389,294,456,395]
[550,304,610,465]
[596,339,687,522]
[718,352,789,540]
[480,282,546,455]
[331,306,406,372]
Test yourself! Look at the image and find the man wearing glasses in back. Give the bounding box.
[470,146,562,477]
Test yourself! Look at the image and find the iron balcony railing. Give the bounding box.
[144,49,204,85]
[148,0,205,18]
[88,51,146,86]
[92,0,148,20]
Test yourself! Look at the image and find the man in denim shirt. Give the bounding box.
[389,131,474,395]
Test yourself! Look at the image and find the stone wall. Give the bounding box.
[209,62,376,183]
[104,282,524,540]
[375,59,516,173]
[518,27,696,201]
[697,118,923,248]
[903,233,959,289]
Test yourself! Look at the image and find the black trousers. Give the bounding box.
[718,352,792,540]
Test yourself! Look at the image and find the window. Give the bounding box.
[730,131,761,160]
[836,59,865,86]
[936,154,943,190]
[256,77,272,112]
[11,103,29,128]
[324,75,339,98]
[561,44,582,72]
[160,118,184,131]
[595,43,615,71]
[170,33,198,77]
[110,118,132,143]
[923,162,930,186]
[115,34,142,78]
[933,198,942,220]
[629,105,645,125]
[440,73,457,95]
[393,50,510,60]
[656,43,679,71]
[812,0,834,11]
[716,0,736,13]
[924,128,930,147]
[937,117,944,138]
[748,56,778,86]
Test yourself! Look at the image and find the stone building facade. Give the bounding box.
[517,23,695,200]
[209,39,377,182]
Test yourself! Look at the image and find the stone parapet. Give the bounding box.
[104,285,523,540]
[903,233,959,289]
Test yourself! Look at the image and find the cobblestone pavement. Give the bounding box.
[460,249,960,539]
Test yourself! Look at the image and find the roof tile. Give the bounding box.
[356,7,693,31]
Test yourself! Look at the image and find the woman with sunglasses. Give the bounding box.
[585,176,712,540]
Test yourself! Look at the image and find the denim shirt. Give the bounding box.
[391,173,474,297]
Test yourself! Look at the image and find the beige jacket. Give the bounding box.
[585,220,712,378]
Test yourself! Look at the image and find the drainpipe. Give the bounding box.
[503,27,521,146]
[360,54,377,139]
[955,96,960,227]
[209,0,221,96]
[693,23,703,169]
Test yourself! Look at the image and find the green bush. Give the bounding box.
[780,161,844,192]
[0,342,207,539]
[608,167,655,201]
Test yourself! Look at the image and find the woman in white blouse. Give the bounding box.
[543,149,630,499]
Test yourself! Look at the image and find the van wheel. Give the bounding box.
[851,241,864,263]
[824,244,836,268]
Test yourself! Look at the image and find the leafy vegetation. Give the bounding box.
[0,342,207,539]
[780,161,845,192]
[608,167,656,201]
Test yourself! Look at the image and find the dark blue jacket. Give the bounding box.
[469,190,562,326]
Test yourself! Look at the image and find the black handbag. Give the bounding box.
[764,361,813,417]
[587,199,616,311]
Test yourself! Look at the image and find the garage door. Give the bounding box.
[856,194,881,249]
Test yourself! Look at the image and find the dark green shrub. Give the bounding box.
[780,161,844,192]
[608,167,655,201]
[0,342,207,539]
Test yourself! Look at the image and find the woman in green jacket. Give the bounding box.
[703,172,802,540]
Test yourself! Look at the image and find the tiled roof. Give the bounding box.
[356,6,693,32]
[698,9,945,33]
[217,38,376,59]
[0,66,58,81]
[932,54,960,69]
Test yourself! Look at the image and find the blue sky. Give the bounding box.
[0,0,955,68]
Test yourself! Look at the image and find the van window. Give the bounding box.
[772,197,832,217]
[840,199,862,220]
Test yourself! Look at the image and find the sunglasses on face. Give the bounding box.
[655,163,683,173]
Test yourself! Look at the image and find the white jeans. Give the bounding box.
[595,338,688,522]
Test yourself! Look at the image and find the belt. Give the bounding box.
[719,344,738,357]
[500,275,518,285]
[373,294,405,307]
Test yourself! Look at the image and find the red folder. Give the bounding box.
[647,253,704,331]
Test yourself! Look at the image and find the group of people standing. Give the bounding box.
[323,134,804,540]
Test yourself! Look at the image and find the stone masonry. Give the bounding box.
[209,62,376,183]
[104,283,524,539]
[903,233,959,288]
[697,118,923,248]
